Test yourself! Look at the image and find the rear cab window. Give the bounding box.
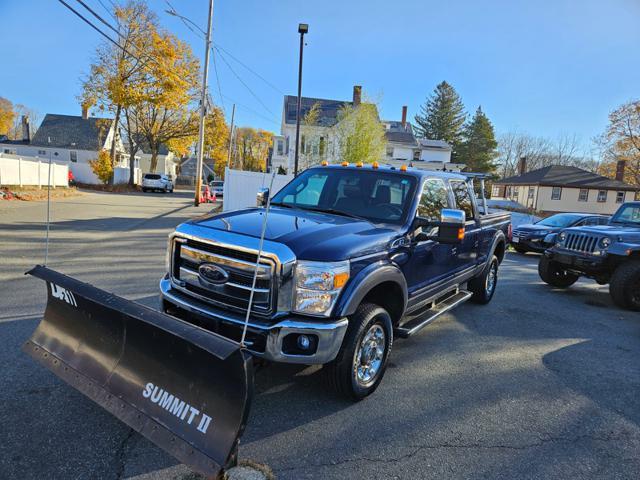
[144,174,161,180]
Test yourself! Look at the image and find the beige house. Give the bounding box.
[494,165,639,215]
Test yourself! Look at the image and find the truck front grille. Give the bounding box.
[171,238,276,315]
[563,233,599,254]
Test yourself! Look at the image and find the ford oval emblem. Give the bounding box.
[198,263,229,285]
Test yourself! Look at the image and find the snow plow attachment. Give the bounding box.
[23,265,253,477]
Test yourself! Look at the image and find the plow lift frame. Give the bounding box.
[23,265,254,478]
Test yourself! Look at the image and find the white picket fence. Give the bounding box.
[0,153,69,187]
[222,168,293,212]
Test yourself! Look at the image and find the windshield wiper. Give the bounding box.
[270,202,294,208]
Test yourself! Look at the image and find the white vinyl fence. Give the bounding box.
[223,168,293,212]
[0,153,69,187]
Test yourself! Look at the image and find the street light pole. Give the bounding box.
[293,23,308,177]
[194,0,214,206]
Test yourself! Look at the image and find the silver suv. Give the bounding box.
[142,173,174,193]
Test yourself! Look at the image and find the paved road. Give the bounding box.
[1,191,639,480]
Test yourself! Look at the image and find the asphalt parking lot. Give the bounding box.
[1,190,639,480]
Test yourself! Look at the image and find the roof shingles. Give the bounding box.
[496,165,638,192]
[30,114,112,151]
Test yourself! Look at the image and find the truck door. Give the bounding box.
[400,178,454,297]
[449,180,479,273]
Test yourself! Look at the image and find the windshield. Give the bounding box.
[211,181,224,187]
[271,168,417,224]
[611,204,640,225]
[537,213,583,228]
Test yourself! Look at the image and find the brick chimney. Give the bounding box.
[81,105,89,120]
[401,106,407,129]
[615,159,626,182]
[21,115,30,142]
[352,85,362,106]
[518,157,527,176]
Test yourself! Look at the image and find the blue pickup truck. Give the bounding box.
[160,165,511,399]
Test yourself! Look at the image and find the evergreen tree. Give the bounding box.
[459,106,498,174]
[414,81,466,159]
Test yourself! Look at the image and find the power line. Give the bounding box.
[215,46,278,119]
[215,44,284,95]
[74,0,120,36]
[96,0,117,21]
[211,48,225,114]
[222,95,280,126]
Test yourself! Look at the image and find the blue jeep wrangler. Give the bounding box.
[160,165,510,399]
[539,201,640,311]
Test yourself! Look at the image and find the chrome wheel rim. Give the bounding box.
[354,324,386,387]
[486,262,497,295]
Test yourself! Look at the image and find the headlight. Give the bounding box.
[599,237,611,249]
[294,260,350,316]
[558,232,567,243]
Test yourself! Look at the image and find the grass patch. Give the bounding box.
[1,186,81,201]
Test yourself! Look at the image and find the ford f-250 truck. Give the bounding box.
[160,164,511,399]
[539,201,640,311]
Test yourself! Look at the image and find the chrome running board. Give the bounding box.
[395,289,472,338]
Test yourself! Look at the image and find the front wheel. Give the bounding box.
[468,255,499,304]
[324,303,393,401]
[609,261,640,311]
[538,255,578,288]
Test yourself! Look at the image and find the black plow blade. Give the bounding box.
[23,265,253,477]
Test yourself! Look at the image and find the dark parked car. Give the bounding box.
[539,202,640,310]
[512,213,609,254]
[160,165,511,399]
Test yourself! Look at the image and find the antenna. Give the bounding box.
[45,137,53,265]
[240,171,276,347]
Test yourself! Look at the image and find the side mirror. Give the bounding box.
[437,209,466,244]
[256,187,270,207]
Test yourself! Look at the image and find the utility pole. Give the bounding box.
[293,23,308,177]
[226,103,235,171]
[194,0,214,206]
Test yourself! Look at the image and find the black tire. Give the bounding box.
[468,255,499,304]
[609,261,640,311]
[513,245,528,254]
[324,303,393,401]
[142,187,148,193]
[538,256,578,288]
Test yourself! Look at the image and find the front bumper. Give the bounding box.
[545,249,607,271]
[160,276,348,364]
[511,237,548,252]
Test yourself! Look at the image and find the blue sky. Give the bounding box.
[1,0,639,151]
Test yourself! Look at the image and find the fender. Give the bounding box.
[608,243,640,257]
[482,231,506,271]
[333,261,408,318]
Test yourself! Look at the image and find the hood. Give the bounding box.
[187,207,400,261]
[563,224,640,241]
[514,223,558,234]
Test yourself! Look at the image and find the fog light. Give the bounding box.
[297,335,311,350]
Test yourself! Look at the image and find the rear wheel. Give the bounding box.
[609,261,640,311]
[324,303,393,401]
[469,255,499,304]
[538,256,578,288]
[142,187,148,192]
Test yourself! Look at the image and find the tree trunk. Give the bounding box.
[150,147,159,173]
[128,142,138,186]
[109,104,122,185]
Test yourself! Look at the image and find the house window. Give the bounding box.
[386,147,393,157]
[578,189,588,202]
[285,136,290,154]
[70,151,78,162]
[513,186,519,198]
[551,187,562,200]
[319,137,325,156]
[492,186,500,197]
[277,140,284,155]
[413,150,421,161]
[38,149,46,155]
[300,135,306,154]
[616,191,625,204]
[528,187,535,199]
[597,190,607,203]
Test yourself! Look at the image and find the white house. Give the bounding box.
[494,164,639,215]
[0,109,133,184]
[137,141,179,178]
[269,86,460,173]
